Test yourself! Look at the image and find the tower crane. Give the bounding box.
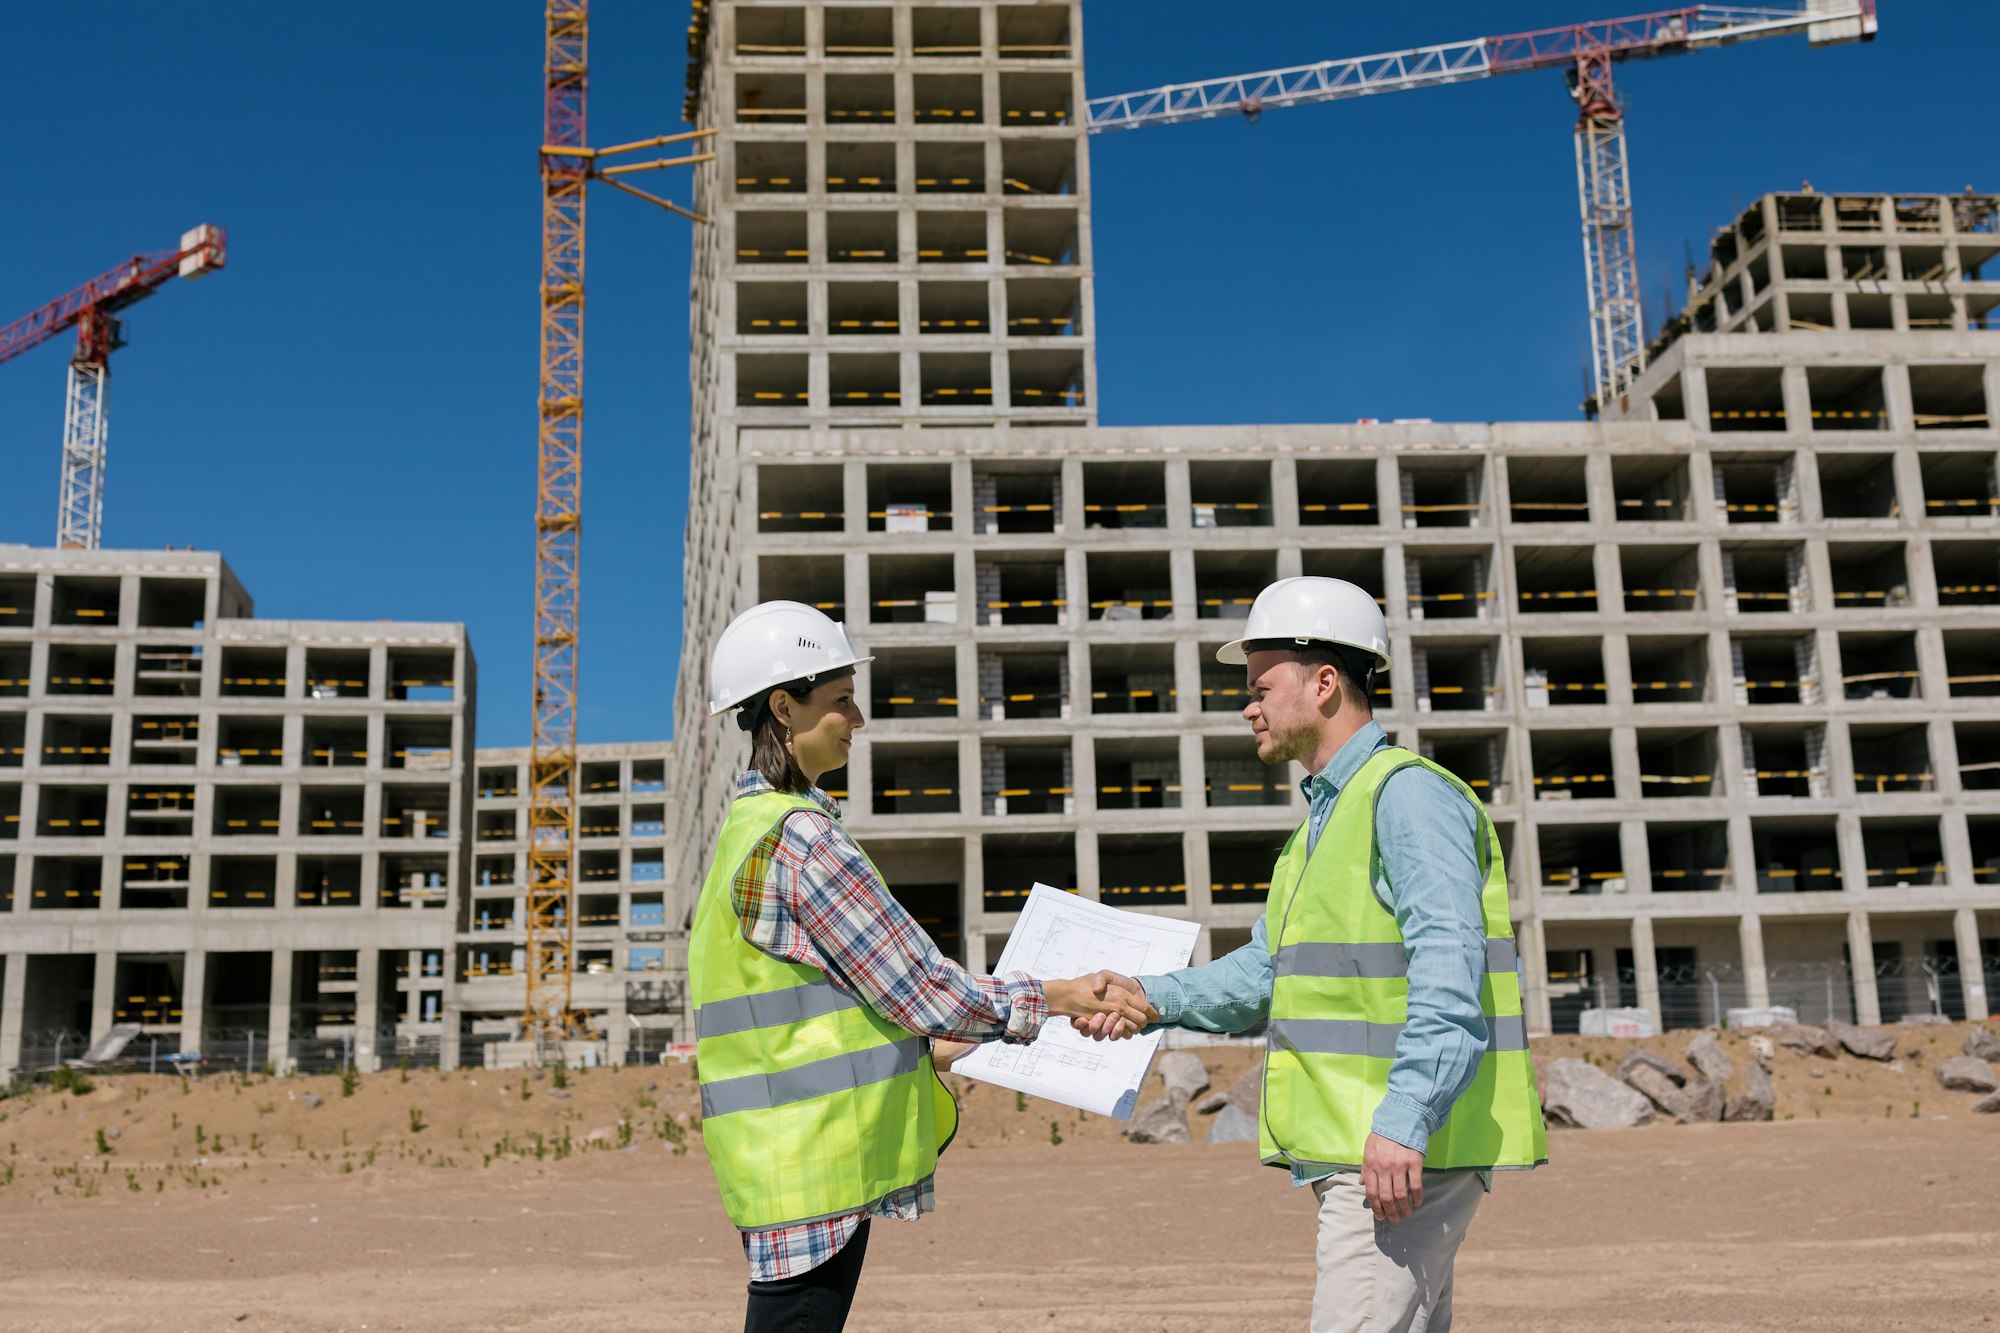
[526,0,712,1054]
[0,225,226,548]
[1085,3,1877,412]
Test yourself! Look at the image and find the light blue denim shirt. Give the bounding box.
[1137,720,1491,1179]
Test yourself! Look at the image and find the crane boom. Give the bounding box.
[1083,3,1875,407]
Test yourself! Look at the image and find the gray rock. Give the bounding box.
[1827,1019,1898,1061]
[1769,1021,1840,1060]
[1540,1058,1655,1130]
[1724,1060,1776,1123]
[1123,1090,1192,1145]
[1203,1102,1259,1145]
[300,1092,323,1110]
[1192,1092,1228,1116]
[1672,1077,1726,1125]
[1684,1031,1735,1084]
[1933,1057,2000,1094]
[1619,1061,1686,1116]
[1226,1064,1262,1113]
[1974,1091,2000,1115]
[1616,1049,1686,1087]
[1157,1052,1211,1101]
[1963,1027,2000,1063]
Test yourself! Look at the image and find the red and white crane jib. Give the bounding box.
[0,225,226,368]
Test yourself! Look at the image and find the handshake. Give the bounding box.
[1044,969,1159,1040]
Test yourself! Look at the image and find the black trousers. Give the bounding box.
[743,1220,871,1333]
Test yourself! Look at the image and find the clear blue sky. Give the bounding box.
[0,2,1975,747]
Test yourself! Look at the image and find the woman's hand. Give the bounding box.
[1043,975,1157,1038]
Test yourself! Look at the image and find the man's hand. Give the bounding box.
[1069,970,1159,1041]
[1043,975,1153,1037]
[930,1038,978,1070]
[1360,1132,1425,1223]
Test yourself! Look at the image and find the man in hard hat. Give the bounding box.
[1077,576,1546,1332]
[692,600,1153,1332]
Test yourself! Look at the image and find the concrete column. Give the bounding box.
[353,949,382,1073]
[1271,457,1301,535]
[1182,826,1212,918]
[1517,916,1553,1034]
[179,950,207,1052]
[0,956,26,1073]
[1619,820,1654,897]
[1737,913,1771,1009]
[1954,907,1990,1022]
[1834,811,1870,896]
[1846,912,1882,1026]
[90,950,117,1041]
[606,1004,630,1068]
[1163,459,1192,533]
[268,951,294,1072]
[1630,916,1662,1028]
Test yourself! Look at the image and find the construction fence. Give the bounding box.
[1545,954,1999,1034]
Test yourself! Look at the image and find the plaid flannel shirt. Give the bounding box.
[724,771,1047,1282]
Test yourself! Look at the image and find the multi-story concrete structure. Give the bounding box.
[667,1,1998,1037]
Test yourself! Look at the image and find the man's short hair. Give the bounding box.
[1242,638,1375,712]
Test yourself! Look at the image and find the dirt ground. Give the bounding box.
[0,1023,1994,1331]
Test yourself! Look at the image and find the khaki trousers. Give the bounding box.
[1308,1170,1483,1333]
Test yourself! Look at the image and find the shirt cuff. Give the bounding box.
[1370,1091,1434,1156]
[1134,973,1183,1026]
[1000,972,1048,1043]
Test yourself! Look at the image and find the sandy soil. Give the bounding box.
[0,1024,1993,1331]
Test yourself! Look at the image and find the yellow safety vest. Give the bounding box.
[1259,748,1548,1172]
[690,790,958,1229]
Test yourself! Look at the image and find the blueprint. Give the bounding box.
[954,884,1199,1118]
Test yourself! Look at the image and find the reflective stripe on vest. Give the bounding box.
[695,977,864,1041]
[1274,937,1520,981]
[700,1035,927,1119]
[1267,1014,1529,1061]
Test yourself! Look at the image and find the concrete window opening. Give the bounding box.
[1195,549,1275,622]
[30,854,102,908]
[1648,372,1688,420]
[1788,289,1836,331]
[871,741,960,816]
[1009,348,1085,411]
[1781,242,1831,279]
[213,785,281,837]
[132,713,199,765]
[1512,545,1593,615]
[1741,722,1829,797]
[1530,730,1614,801]
[474,808,515,844]
[1907,293,1955,331]
[1722,543,1806,614]
[913,140,982,193]
[1003,277,1079,335]
[824,6,893,57]
[1300,549,1385,608]
[220,645,286,698]
[1204,735,1287,808]
[978,556,1064,627]
[629,892,665,927]
[759,554,846,623]
[19,956,94,1055]
[1944,630,2000,699]
[913,72,981,124]
[37,783,108,837]
[1828,540,1911,610]
[1620,544,1703,612]
[1094,736,1182,811]
[1210,828,1286,905]
[735,72,806,126]
[304,646,370,699]
[41,714,112,767]
[1863,819,1945,889]
[576,800,620,839]
[47,643,115,696]
[575,891,620,925]
[1523,636,1607,707]
[0,714,18,768]
[734,6,804,57]
[136,578,204,629]
[1972,818,2000,886]
[122,854,188,909]
[1909,364,1990,430]
[1538,823,1623,895]
[113,954,184,1029]
[1411,640,1498,713]
[630,802,665,838]
[982,832,1075,911]
[294,950,360,1036]
[1637,727,1720,799]
[736,352,809,407]
[1613,454,1690,522]
[0,574,35,627]
[922,281,992,335]
[868,552,953,625]
[825,72,895,123]
[1089,642,1174,715]
[870,840,965,962]
[1849,722,1934,794]
[1713,455,1795,523]
[1201,645,1248,714]
[1297,459,1379,526]
[1400,460,1485,528]
[1649,821,1731,893]
[470,893,515,931]
[1816,452,1899,519]
[911,4,981,57]
[631,759,665,795]
[997,4,1072,59]
[738,280,808,336]
[1745,252,1772,299]
[302,718,367,769]
[973,463,1059,534]
[829,281,899,336]
[920,351,993,406]
[1082,461,1165,529]
[916,211,985,264]
[1933,539,2000,606]
[133,643,200,697]
[1188,459,1272,529]
[297,856,363,907]
[1954,721,2000,792]
[1097,833,1185,906]
[1421,730,1509,803]
[211,855,278,908]
[871,646,959,718]
[739,210,810,265]
[385,719,451,771]
[1002,208,1078,267]
[1752,817,1841,893]
[380,854,447,909]
[1087,550,1172,622]
[1628,635,1711,704]
[1705,366,1787,432]
[829,351,902,407]
[1920,451,1999,519]
[1806,365,1886,430]
[980,646,1067,720]
[734,141,806,194]
[1506,456,1589,524]
[1832,195,1882,232]
[1776,195,1824,232]
[1839,631,1921,702]
[50,575,119,626]
[1840,243,1887,279]
[382,784,451,840]
[826,141,896,194]
[867,463,951,533]
[1847,292,1894,329]
[757,463,844,535]
[1902,244,1951,280]
[1002,140,1076,197]
[0,783,17,841]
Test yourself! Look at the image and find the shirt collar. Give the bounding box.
[735,769,842,819]
[1298,720,1389,805]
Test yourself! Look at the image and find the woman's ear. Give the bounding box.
[769,689,792,728]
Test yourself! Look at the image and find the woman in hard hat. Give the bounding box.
[690,600,1151,1332]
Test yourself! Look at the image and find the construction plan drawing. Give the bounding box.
[953,884,1200,1119]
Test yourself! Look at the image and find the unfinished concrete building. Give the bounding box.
[668,2,1999,1037]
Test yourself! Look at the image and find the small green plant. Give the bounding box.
[552,1064,568,1091]
[518,1080,531,1103]
[661,1118,688,1158]
[1014,1091,1027,1113]
[0,1074,33,1102]
[94,1128,113,1157]
[617,1120,633,1148]
[1885,1103,1894,1119]
[532,1131,547,1161]
[1910,1101,1921,1119]
[49,1067,94,1096]
[1049,1120,1063,1146]
[170,1112,180,1132]
[554,1129,573,1161]
[259,1062,275,1077]
[340,1065,359,1098]
[248,1132,261,1153]
[1823,1085,1833,1096]
[194,1124,207,1151]
[400,1056,411,1084]
[408,1108,427,1134]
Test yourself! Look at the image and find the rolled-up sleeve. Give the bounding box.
[1137,918,1274,1034]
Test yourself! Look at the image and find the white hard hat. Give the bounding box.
[708,600,873,717]
[1215,577,1391,670]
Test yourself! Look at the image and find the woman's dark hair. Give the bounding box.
[740,667,856,793]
